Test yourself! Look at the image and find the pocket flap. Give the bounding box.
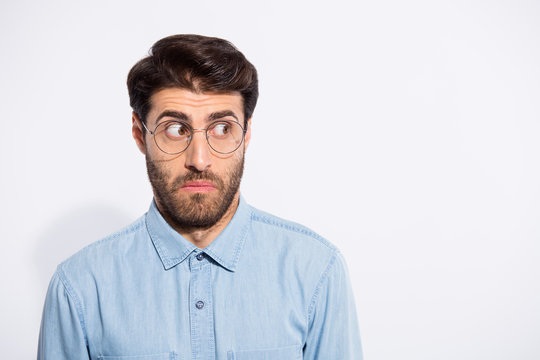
[98,352,177,360]
[228,345,302,360]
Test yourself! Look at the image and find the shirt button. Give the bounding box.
[196,253,204,261]
[196,300,205,309]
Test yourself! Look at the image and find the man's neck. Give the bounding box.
[157,193,240,249]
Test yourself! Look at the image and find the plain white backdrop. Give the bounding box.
[1,0,539,359]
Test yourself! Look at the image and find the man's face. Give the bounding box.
[133,88,251,231]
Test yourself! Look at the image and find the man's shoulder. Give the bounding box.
[247,205,338,258]
[57,214,148,278]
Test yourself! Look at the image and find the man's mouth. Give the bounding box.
[180,181,216,192]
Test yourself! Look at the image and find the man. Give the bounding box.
[38,34,362,359]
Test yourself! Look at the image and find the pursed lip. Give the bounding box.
[180,181,216,192]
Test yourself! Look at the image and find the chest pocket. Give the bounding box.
[97,352,177,360]
[228,345,302,360]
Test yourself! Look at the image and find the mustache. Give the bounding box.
[171,170,224,191]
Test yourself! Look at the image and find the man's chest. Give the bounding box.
[84,258,307,360]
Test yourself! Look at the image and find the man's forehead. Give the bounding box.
[149,88,243,114]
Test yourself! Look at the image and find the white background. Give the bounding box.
[1,0,539,359]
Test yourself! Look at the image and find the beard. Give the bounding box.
[145,154,244,231]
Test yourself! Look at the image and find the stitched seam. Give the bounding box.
[81,219,144,252]
[230,207,252,267]
[204,247,227,268]
[204,207,252,271]
[235,344,301,352]
[251,214,333,251]
[204,217,249,270]
[145,213,195,269]
[146,214,176,269]
[145,213,170,260]
[56,266,89,347]
[306,249,338,326]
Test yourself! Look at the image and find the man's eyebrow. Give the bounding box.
[156,110,190,123]
[208,110,239,122]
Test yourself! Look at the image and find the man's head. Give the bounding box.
[127,35,258,232]
[127,34,258,130]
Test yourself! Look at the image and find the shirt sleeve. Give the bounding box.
[37,269,90,360]
[303,250,363,360]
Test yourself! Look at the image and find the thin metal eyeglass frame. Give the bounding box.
[140,119,247,155]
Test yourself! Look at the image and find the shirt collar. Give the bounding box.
[145,194,252,272]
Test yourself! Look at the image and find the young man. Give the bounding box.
[38,34,362,359]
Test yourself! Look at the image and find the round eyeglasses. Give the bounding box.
[141,119,246,155]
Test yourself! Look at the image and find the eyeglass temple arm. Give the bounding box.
[139,119,154,135]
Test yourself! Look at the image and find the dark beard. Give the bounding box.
[145,155,244,231]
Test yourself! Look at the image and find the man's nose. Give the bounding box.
[184,130,212,172]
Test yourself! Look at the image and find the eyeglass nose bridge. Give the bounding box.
[186,128,209,144]
[181,128,221,157]
[191,128,207,134]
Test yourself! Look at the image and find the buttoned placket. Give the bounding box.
[189,251,216,360]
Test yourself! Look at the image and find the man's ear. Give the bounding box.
[243,118,252,150]
[132,112,146,155]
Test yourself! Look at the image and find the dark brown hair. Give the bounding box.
[127,34,258,129]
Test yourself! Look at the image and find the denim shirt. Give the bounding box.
[38,195,362,359]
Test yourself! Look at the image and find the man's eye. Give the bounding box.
[210,122,231,137]
[165,123,189,138]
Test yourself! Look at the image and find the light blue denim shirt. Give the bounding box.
[38,195,362,359]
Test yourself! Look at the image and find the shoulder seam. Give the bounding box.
[77,218,144,252]
[251,212,334,251]
[306,248,339,325]
[56,266,89,347]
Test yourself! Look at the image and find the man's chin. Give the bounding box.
[175,189,223,211]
